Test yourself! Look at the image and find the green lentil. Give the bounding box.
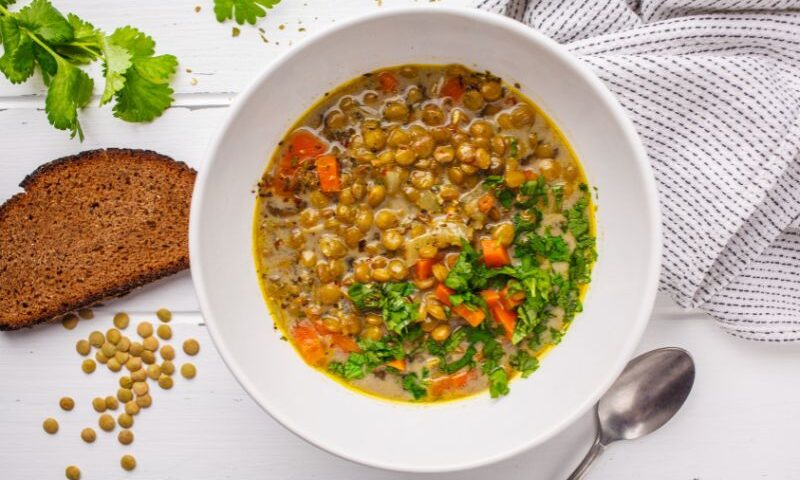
[92,397,106,413]
[81,359,96,374]
[137,322,153,338]
[180,363,197,379]
[161,360,175,376]
[156,324,172,340]
[106,328,122,344]
[118,429,134,445]
[183,339,200,356]
[88,331,104,348]
[62,314,79,330]
[156,308,172,322]
[118,413,134,429]
[75,340,91,356]
[105,396,119,410]
[43,417,59,434]
[80,428,96,443]
[157,374,173,390]
[117,388,133,403]
[120,454,136,471]
[160,345,175,361]
[65,465,81,480]
[98,413,115,431]
[113,312,130,329]
[59,397,75,411]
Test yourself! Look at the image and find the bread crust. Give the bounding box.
[0,149,196,331]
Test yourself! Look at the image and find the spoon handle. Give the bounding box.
[566,434,605,480]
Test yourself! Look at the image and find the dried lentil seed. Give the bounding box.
[113,312,129,329]
[183,339,200,356]
[43,418,59,434]
[161,361,175,376]
[156,324,172,340]
[106,328,122,344]
[136,322,153,338]
[62,314,79,330]
[124,401,140,415]
[146,364,162,380]
[92,397,107,412]
[141,350,156,364]
[105,396,119,410]
[157,374,173,390]
[80,428,96,443]
[180,363,197,379]
[135,394,152,408]
[118,429,134,445]
[156,308,172,322]
[78,309,94,320]
[142,336,159,351]
[88,331,104,348]
[75,340,91,356]
[117,413,133,428]
[160,345,175,361]
[98,413,115,431]
[59,397,75,411]
[81,359,96,374]
[117,388,133,403]
[120,455,136,471]
[65,465,81,480]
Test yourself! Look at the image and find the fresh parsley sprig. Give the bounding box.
[214,0,281,25]
[0,0,177,139]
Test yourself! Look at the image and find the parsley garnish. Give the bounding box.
[401,372,428,400]
[347,282,418,334]
[214,0,281,25]
[509,349,539,378]
[328,338,404,381]
[0,0,176,139]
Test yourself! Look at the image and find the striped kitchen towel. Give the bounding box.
[476,0,800,341]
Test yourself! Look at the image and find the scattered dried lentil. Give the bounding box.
[59,397,75,411]
[43,418,58,434]
[183,339,200,356]
[180,363,197,379]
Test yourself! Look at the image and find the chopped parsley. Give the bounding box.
[347,282,418,334]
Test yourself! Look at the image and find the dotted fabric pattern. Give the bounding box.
[475,0,800,341]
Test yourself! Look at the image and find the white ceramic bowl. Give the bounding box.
[190,6,661,473]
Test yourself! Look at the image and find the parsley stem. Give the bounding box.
[0,4,10,16]
[21,26,65,64]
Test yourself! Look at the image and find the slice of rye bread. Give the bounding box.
[0,149,196,331]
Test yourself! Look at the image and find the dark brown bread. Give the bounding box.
[0,149,196,330]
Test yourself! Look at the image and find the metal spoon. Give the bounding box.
[567,347,695,480]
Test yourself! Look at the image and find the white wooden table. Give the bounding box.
[3,1,800,478]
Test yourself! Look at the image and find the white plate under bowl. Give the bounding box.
[190,6,661,473]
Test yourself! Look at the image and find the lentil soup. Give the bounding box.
[254,64,596,402]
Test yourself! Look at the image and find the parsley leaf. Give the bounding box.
[15,0,71,43]
[445,239,488,292]
[0,0,177,139]
[328,338,404,381]
[488,368,510,398]
[347,282,418,334]
[45,60,93,139]
[214,0,281,25]
[402,373,428,400]
[516,233,570,262]
[108,26,177,122]
[509,349,539,378]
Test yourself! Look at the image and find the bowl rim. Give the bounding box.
[190,5,662,473]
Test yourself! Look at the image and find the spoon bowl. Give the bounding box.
[569,347,695,479]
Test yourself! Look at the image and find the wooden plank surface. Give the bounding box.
[2,1,800,479]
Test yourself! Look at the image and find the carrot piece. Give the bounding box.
[500,284,525,310]
[523,170,538,181]
[481,239,511,267]
[453,304,485,327]
[415,258,435,280]
[478,193,495,213]
[275,130,328,195]
[312,320,334,335]
[292,323,327,367]
[491,304,517,340]
[288,130,327,160]
[385,359,406,371]
[315,155,341,192]
[435,283,454,306]
[430,370,473,396]
[377,71,399,93]
[480,289,502,308]
[330,333,361,353]
[440,76,465,101]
